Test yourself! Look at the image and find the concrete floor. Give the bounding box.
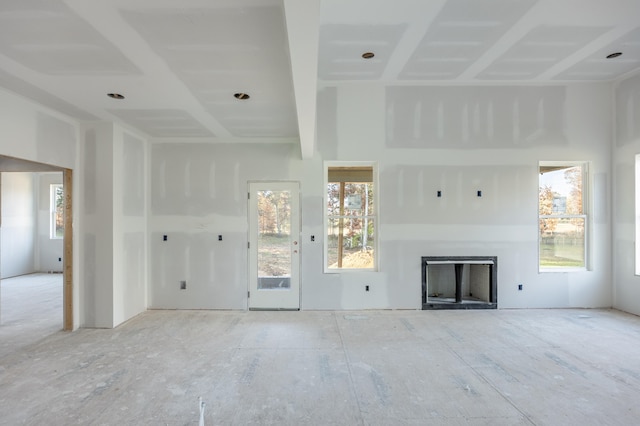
[1,276,640,425]
[0,273,62,359]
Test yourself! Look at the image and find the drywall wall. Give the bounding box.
[315,83,611,309]
[0,172,36,278]
[613,72,640,316]
[149,142,301,309]
[0,88,80,328]
[81,123,114,328]
[81,123,149,328]
[36,172,63,273]
[148,82,612,310]
[113,130,147,325]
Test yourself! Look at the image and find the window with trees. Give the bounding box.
[50,183,64,239]
[326,164,376,271]
[539,162,587,270]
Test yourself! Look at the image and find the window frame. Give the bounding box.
[50,183,64,240]
[538,161,589,272]
[324,161,378,273]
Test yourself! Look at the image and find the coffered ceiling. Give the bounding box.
[0,0,638,158]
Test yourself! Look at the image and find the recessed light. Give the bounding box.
[234,93,250,100]
[362,52,375,59]
[606,52,622,59]
[107,93,125,99]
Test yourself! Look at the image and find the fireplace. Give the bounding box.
[422,256,497,310]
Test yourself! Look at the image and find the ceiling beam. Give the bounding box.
[283,0,320,159]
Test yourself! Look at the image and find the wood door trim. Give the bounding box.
[63,169,73,330]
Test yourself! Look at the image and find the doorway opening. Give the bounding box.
[0,155,73,332]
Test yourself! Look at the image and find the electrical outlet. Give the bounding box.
[58,257,62,262]
[518,284,523,291]
[365,285,370,292]
[180,280,187,290]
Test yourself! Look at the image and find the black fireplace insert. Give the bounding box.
[422,256,497,310]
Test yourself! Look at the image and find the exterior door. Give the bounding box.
[248,182,300,310]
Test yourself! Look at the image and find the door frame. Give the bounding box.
[247,181,301,310]
[0,155,73,330]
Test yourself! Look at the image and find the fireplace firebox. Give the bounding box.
[422,256,497,310]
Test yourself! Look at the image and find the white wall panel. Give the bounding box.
[613,73,640,315]
[0,88,80,328]
[148,143,299,309]
[0,172,36,278]
[148,82,612,311]
[113,128,148,326]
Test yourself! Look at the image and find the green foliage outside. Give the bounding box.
[54,185,64,238]
[539,166,585,269]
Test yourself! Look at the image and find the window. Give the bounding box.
[50,184,64,239]
[539,162,588,270]
[636,155,640,275]
[325,163,376,271]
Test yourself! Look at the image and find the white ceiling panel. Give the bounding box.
[121,5,298,138]
[318,24,407,80]
[108,109,213,137]
[0,0,140,75]
[556,26,640,80]
[0,0,637,151]
[399,0,537,79]
[478,26,611,80]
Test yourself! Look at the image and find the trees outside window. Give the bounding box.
[50,184,64,239]
[326,164,376,271]
[539,163,587,270]
[256,189,292,279]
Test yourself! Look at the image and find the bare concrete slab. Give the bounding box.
[0,273,62,358]
[1,307,640,425]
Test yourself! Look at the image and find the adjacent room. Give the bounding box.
[0,162,65,354]
[0,0,640,424]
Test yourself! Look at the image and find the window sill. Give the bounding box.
[324,268,377,274]
[539,267,587,273]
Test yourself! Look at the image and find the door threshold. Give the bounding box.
[249,308,300,311]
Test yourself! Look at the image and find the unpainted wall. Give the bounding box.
[306,83,611,309]
[0,88,79,327]
[81,123,149,328]
[149,82,612,310]
[114,131,147,325]
[613,72,640,316]
[149,143,301,309]
[0,172,36,278]
[81,123,114,327]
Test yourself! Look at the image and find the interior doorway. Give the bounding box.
[0,155,73,331]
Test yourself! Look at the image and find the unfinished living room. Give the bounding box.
[2,0,640,424]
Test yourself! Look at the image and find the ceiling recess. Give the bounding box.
[606,52,623,59]
[234,92,250,100]
[107,93,125,99]
[362,52,375,59]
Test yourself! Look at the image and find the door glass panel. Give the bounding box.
[257,190,291,290]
